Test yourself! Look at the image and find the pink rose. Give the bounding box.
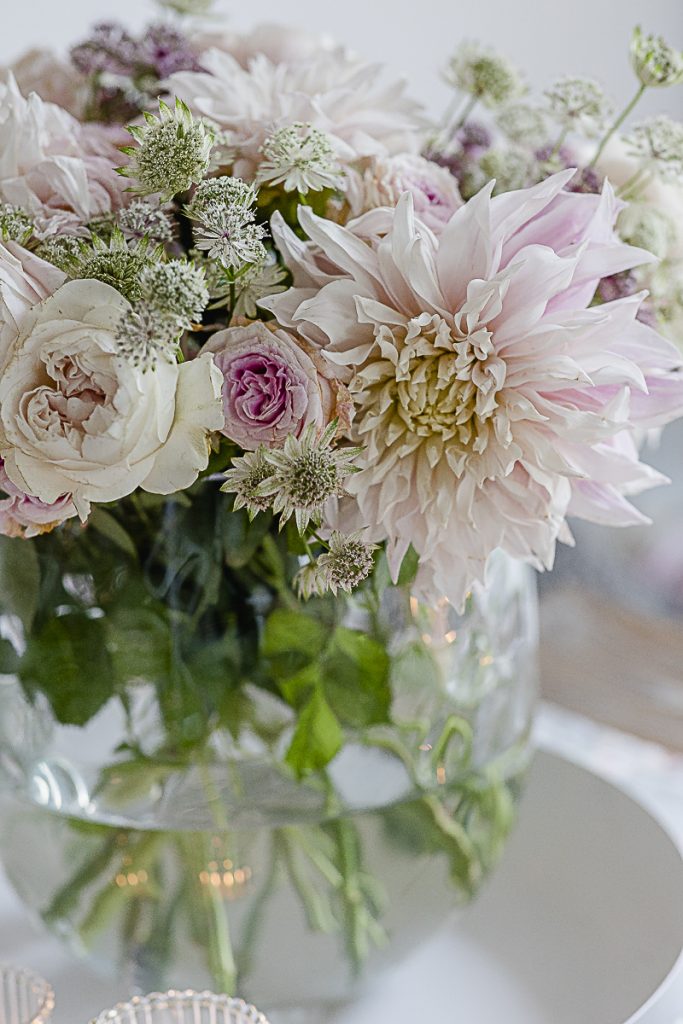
[204,322,346,449]
[0,458,76,538]
[348,155,463,232]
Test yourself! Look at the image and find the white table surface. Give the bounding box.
[1,704,682,1024]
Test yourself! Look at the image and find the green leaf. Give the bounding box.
[396,544,420,588]
[0,535,39,630]
[285,688,343,778]
[278,662,321,708]
[0,636,19,675]
[322,628,391,729]
[262,608,327,678]
[88,507,138,560]
[20,613,114,726]
[106,607,173,685]
[222,506,272,568]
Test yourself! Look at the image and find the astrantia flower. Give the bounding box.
[262,170,683,606]
[62,232,156,303]
[545,77,612,137]
[625,115,683,183]
[186,176,267,269]
[115,305,181,370]
[157,0,215,14]
[496,103,548,146]
[0,204,34,246]
[119,98,214,201]
[221,447,274,518]
[478,147,539,194]
[117,199,175,246]
[169,49,424,180]
[257,421,362,533]
[630,26,683,88]
[256,123,344,195]
[139,259,209,327]
[444,42,525,109]
[296,531,377,598]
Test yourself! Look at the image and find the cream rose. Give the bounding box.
[0,280,224,518]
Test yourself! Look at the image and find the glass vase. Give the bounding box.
[0,966,54,1024]
[0,487,537,1017]
[89,991,269,1024]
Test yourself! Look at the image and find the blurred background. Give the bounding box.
[1,0,682,119]
[2,0,683,749]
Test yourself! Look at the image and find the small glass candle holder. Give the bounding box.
[88,992,270,1024]
[0,965,54,1024]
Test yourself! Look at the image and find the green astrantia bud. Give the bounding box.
[61,230,161,303]
[118,98,214,202]
[139,259,209,328]
[155,0,214,14]
[630,26,683,88]
[444,42,526,109]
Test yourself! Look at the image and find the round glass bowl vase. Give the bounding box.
[0,494,538,1017]
[89,992,269,1024]
[0,965,54,1024]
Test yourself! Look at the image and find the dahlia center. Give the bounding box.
[392,318,506,447]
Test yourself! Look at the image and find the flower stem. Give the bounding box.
[589,83,647,168]
[454,94,478,132]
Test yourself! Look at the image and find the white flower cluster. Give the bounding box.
[186,177,267,269]
[256,123,344,195]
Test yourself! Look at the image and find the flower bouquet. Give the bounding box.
[0,0,681,1012]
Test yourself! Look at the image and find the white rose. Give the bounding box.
[0,279,224,518]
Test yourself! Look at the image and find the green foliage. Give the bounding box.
[0,535,40,630]
[20,613,114,726]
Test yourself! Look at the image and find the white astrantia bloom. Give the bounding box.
[169,49,425,180]
[544,77,612,137]
[117,199,175,246]
[625,115,683,183]
[261,170,683,607]
[139,259,209,327]
[186,176,267,269]
[0,279,224,518]
[444,42,525,108]
[114,305,182,370]
[256,123,344,195]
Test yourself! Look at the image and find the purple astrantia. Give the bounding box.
[204,322,344,450]
[141,24,201,79]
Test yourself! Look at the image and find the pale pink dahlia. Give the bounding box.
[261,169,683,606]
[169,50,424,180]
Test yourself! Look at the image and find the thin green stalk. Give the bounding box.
[589,83,647,167]
[454,94,478,131]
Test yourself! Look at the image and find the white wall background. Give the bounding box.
[2,0,682,120]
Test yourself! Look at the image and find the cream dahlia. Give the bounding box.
[262,169,683,606]
[169,50,424,181]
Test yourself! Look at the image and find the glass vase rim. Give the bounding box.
[0,964,55,1024]
[88,991,270,1024]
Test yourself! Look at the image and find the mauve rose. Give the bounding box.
[0,458,76,538]
[347,154,463,232]
[204,321,345,450]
